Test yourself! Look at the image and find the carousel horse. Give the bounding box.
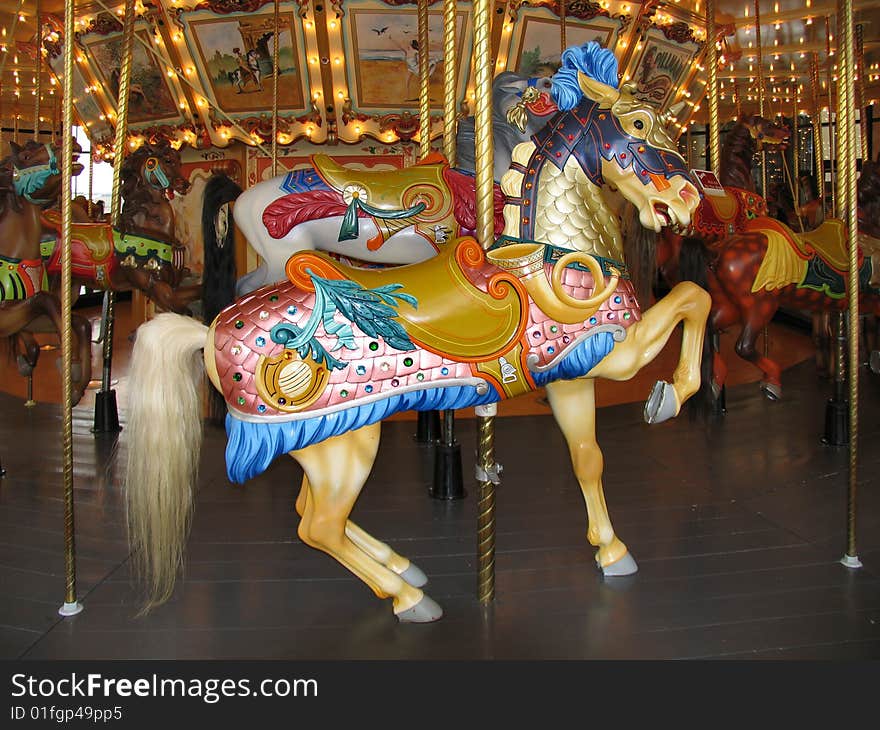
[651,115,790,292]
[0,139,93,404]
[205,70,558,298]
[686,157,880,401]
[125,43,708,621]
[40,141,200,314]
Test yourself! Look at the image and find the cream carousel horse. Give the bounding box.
[125,43,708,621]
[212,70,558,296]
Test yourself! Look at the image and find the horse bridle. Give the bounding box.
[12,143,59,205]
[143,156,172,191]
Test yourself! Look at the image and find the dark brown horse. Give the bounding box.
[40,141,201,314]
[647,115,790,297]
[0,140,93,404]
[685,158,880,401]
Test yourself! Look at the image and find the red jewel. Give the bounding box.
[528,168,535,174]
[620,153,627,159]
[604,143,611,150]
[522,217,530,225]
[555,151,562,157]
[641,170,648,176]
[567,134,574,141]
[558,124,564,130]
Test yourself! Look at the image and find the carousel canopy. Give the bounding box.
[1,0,878,154]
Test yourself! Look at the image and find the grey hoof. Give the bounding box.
[644,380,677,424]
[398,562,428,588]
[869,350,880,375]
[760,380,781,401]
[396,595,443,623]
[601,552,639,577]
[16,355,35,377]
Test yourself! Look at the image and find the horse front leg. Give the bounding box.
[291,424,442,622]
[589,281,711,423]
[545,377,636,576]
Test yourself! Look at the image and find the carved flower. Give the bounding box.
[342,184,368,206]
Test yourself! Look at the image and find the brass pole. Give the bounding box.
[826,16,836,217]
[790,96,804,233]
[58,0,81,618]
[33,0,41,142]
[87,144,93,218]
[837,0,861,569]
[706,0,720,176]
[475,404,497,603]
[754,0,769,356]
[271,0,280,176]
[472,0,496,604]
[418,0,431,160]
[560,0,566,53]
[754,0,766,197]
[442,0,457,165]
[855,23,867,161]
[810,53,825,201]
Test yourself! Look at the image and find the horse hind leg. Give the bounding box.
[291,424,442,622]
[545,378,636,576]
[294,480,428,588]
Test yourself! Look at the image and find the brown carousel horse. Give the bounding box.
[40,140,201,314]
[684,157,880,401]
[647,115,790,295]
[0,139,93,404]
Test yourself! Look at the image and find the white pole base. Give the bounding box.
[58,601,84,617]
[474,403,497,417]
[840,554,863,569]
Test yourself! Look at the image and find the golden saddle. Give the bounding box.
[286,239,527,362]
[746,217,855,273]
[311,152,458,249]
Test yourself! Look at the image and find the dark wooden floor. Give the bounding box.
[1,352,879,660]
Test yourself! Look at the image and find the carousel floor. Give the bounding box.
[1,319,879,660]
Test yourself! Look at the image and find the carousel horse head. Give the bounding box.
[455,70,558,181]
[5,139,83,208]
[533,41,700,233]
[738,114,790,152]
[121,140,189,200]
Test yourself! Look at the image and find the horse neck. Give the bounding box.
[719,127,756,191]
[0,199,44,260]
[501,141,624,263]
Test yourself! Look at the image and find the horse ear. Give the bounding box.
[577,71,619,107]
[8,140,21,155]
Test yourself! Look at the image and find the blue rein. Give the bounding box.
[12,144,59,205]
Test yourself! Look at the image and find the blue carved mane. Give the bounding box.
[551,41,619,111]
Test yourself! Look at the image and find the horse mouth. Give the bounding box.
[653,202,673,227]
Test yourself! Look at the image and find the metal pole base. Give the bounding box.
[840,554,863,569]
[92,390,122,434]
[415,411,441,445]
[431,442,466,500]
[821,397,849,446]
[58,601,83,617]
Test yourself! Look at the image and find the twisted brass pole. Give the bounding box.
[475,405,496,602]
[442,0,457,165]
[418,0,431,160]
[560,0,566,54]
[472,0,496,604]
[33,0,41,142]
[826,16,836,217]
[837,0,861,569]
[706,0,720,176]
[810,53,825,199]
[754,0,766,198]
[271,0,280,176]
[855,23,867,161]
[58,0,81,618]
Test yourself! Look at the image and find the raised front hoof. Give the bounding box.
[644,380,677,424]
[600,552,639,577]
[870,350,880,375]
[760,380,782,401]
[395,595,443,623]
[398,562,428,588]
[16,355,36,377]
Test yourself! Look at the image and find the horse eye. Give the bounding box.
[633,119,645,130]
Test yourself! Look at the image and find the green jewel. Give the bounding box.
[232,373,242,381]
[234,320,244,329]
